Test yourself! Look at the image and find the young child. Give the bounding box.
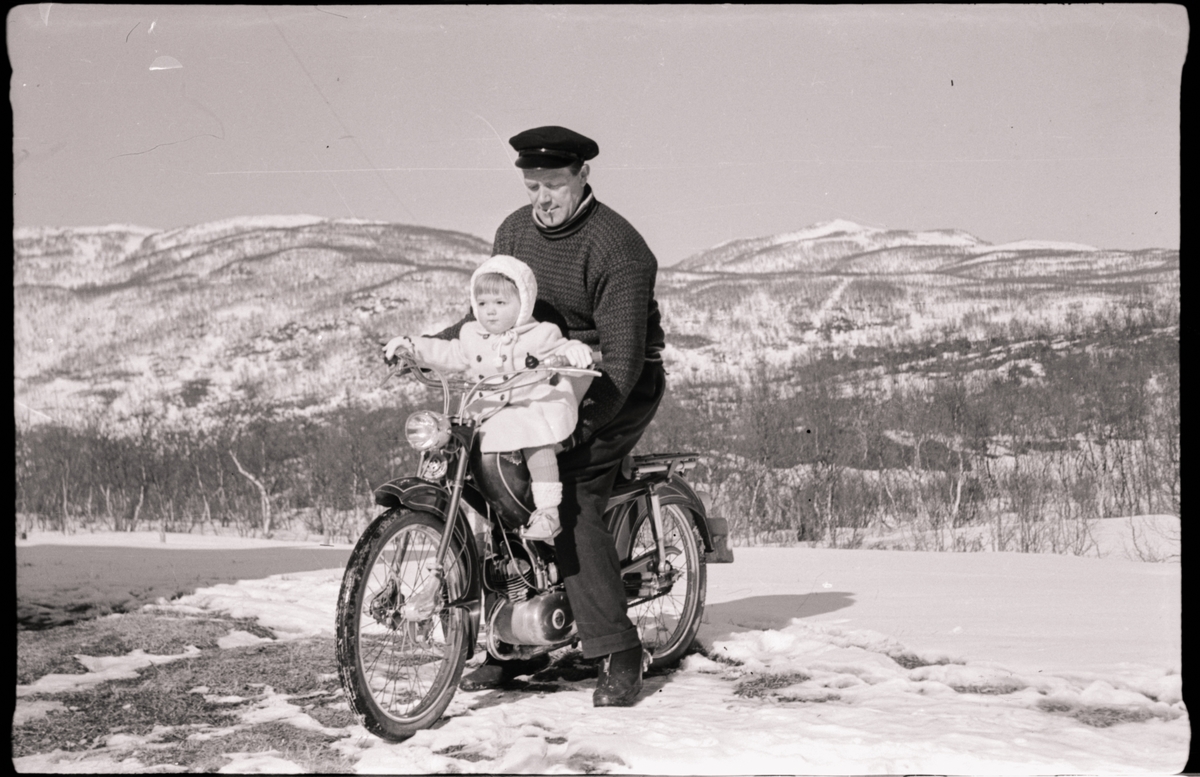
[383,254,594,541]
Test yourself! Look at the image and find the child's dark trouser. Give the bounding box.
[554,360,666,659]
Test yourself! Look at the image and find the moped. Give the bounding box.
[335,348,733,741]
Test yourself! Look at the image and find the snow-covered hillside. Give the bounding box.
[655,220,1176,383]
[13,218,493,426]
[678,219,989,274]
[12,216,1179,431]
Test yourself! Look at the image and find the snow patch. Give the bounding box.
[171,568,344,640]
[217,630,274,649]
[13,699,68,726]
[16,647,201,697]
[770,218,873,244]
[216,751,306,774]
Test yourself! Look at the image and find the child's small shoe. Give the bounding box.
[522,507,562,542]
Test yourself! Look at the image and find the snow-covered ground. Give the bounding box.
[15,524,1186,774]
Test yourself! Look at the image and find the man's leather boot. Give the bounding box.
[459,653,550,691]
[593,645,646,707]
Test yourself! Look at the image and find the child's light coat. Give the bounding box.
[411,255,592,453]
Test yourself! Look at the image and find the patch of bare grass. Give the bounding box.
[12,681,241,758]
[435,744,493,762]
[566,751,628,774]
[889,651,954,670]
[951,681,1025,695]
[17,612,275,684]
[16,635,346,764]
[305,702,357,730]
[779,692,841,703]
[145,636,342,699]
[1035,698,1179,728]
[131,721,356,773]
[733,671,812,699]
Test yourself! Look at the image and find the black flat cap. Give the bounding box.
[509,125,599,169]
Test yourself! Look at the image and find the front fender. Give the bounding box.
[370,476,483,650]
[374,477,449,514]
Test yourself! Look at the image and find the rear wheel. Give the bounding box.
[625,503,706,669]
[335,509,472,741]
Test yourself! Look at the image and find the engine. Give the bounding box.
[488,590,574,646]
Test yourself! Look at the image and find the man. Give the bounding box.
[431,125,666,707]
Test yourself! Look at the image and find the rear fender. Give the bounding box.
[371,477,482,648]
[632,475,733,564]
[654,475,715,553]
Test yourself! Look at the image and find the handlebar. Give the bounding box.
[381,347,602,419]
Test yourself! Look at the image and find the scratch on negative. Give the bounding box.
[109,133,222,159]
[125,22,140,42]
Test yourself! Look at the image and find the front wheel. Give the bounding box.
[625,503,706,669]
[335,509,473,741]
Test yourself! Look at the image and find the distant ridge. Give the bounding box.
[14,217,493,290]
[676,220,1119,276]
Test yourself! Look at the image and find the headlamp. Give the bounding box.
[404,411,451,451]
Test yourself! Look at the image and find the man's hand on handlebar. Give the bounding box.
[382,335,415,365]
[533,343,599,370]
[559,341,595,368]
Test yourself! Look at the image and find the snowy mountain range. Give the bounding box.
[673,218,1171,277]
[13,216,1178,428]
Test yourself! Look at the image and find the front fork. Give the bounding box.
[403,449,473,622]
[379,445,475,627]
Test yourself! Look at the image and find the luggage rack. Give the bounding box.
[627,452,700,479]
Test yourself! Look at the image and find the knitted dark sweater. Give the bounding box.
[433,195,665,438]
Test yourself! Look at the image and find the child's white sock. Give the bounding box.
[531,481,562,509]
[524,482,563,541]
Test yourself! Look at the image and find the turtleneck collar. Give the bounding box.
[532,185,596,240]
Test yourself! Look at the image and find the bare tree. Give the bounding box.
[229,445,273,538]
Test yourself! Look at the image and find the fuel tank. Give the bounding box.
[468,441,534,529]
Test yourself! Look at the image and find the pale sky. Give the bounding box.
[9,4,1186,263]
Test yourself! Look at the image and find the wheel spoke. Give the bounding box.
[337,509,472,739]
[625,504,705,667]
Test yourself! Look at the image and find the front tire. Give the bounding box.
[626,503,706,669]
[335,509,472,741]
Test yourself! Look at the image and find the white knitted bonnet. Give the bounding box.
[469,254,538,328]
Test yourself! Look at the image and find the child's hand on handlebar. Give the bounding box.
[383,336,415,364]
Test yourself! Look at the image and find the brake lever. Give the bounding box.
[381,363,408,386]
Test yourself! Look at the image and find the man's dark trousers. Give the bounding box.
[554,360,666,659]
